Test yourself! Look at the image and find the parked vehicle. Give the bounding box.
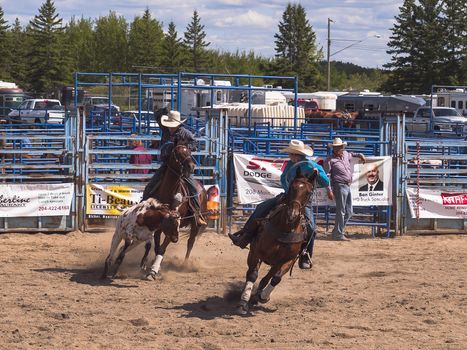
[289,99,319,122]
[80,96,120,117]
[7,99,65,124]
[407,107,467,136]
[111,111,157,132]
[0,81,30,118]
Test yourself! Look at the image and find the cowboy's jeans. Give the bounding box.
[243,194,283,230]
[184,174,201,211]
[304,199,317,256]
[142,164,167,201]
[331,183,353,238]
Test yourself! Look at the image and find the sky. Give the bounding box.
[1,0,403,68]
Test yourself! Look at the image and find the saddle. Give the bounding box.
[259,204,307,244]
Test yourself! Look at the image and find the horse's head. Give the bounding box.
[285,167,317,226]
[168,142,195,178]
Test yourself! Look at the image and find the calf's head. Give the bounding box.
[136,204,181,243]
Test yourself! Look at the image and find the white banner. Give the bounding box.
[406,188,467,219]
[234,153,392,206]
[0,183,74,217]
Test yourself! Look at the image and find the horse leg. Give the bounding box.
[140,240,152,271]
[251,264,281,305]
[237,250,261,315]
[256,260,294,304]
[184,219,198,263]
[147,232,170,280]
[101,229,122,280]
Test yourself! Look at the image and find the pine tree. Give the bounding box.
[0,6,11,80]
[160,21,184,73]
[273,3,320,90]
[384,0,446,94]
[441,0,467,84]
[183,10,210,71]
[28,0,71,95]
[94,11,129,72]
[128,8,164,73]
[66,16,95,73]
[8,19,29,88]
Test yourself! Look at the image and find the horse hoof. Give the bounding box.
[145,271,161,281]
[236,304,249,315]
[258,296,270,304]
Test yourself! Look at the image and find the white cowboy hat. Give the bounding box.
[328,137,347,147]
[160,110,186,128]
[280,139,314,157]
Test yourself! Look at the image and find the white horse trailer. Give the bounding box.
[435,90,467,116]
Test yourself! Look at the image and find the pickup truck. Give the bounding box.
[407,107,467,136]
[7,99,66,124]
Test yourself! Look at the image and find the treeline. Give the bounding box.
[383,0,467,94]
[0,0,465,97]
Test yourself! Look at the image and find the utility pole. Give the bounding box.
[327,18,333,92]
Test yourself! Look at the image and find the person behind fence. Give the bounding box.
[229,139,330,270]
[128,136,152,176]
[325,137,365,241]
[142,109,206,226]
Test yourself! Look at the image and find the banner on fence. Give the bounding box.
[0,183,74,217]
[233,153,392,206]
[205,184,220,219]
[406,188,467,219]
[86,184,143,218]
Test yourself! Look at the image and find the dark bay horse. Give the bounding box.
[145,142,207,279]
[237,168,317,314]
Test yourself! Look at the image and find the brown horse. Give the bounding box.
[145,142,207,279]
[237,168,317,314]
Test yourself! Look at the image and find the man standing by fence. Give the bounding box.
[325,138,365,241]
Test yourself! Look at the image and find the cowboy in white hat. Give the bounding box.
[142,108,206,226]
[324,137,365,241]
[229,139,330,270]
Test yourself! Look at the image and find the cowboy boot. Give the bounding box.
[196,212,207,226]
[228,228,255,249]
[298,241,312,269]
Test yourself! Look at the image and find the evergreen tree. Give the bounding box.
[441,0,467,84]
[128,8,164,73]
[8,19,29,89]
[160,21,184,73]
[28,0,71,95]
[384,0,446,94]
[183,10,210,71]
[0,6,10,80]
[66,16,95,72]
[273,3,320,90]
[94,11,128,72]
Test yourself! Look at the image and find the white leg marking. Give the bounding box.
[241,281,254,303]
[150,255,164,274]
[260,283,275,300]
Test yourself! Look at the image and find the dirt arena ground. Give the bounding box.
[0,229,466,350]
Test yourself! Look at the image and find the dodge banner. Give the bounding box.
[233,153,392,206]
[0,183,74,217]
[406,188,467,219]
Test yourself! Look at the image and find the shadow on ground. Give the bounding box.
[32,267,138,288]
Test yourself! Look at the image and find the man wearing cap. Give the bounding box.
[142,108,206,226]
[229,139,329,269]
[325,138,365,241]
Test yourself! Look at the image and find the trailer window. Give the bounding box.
[437,97,445,106]
[451,100,456,108]
[458,101,464,109]
[344,103,355,111]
